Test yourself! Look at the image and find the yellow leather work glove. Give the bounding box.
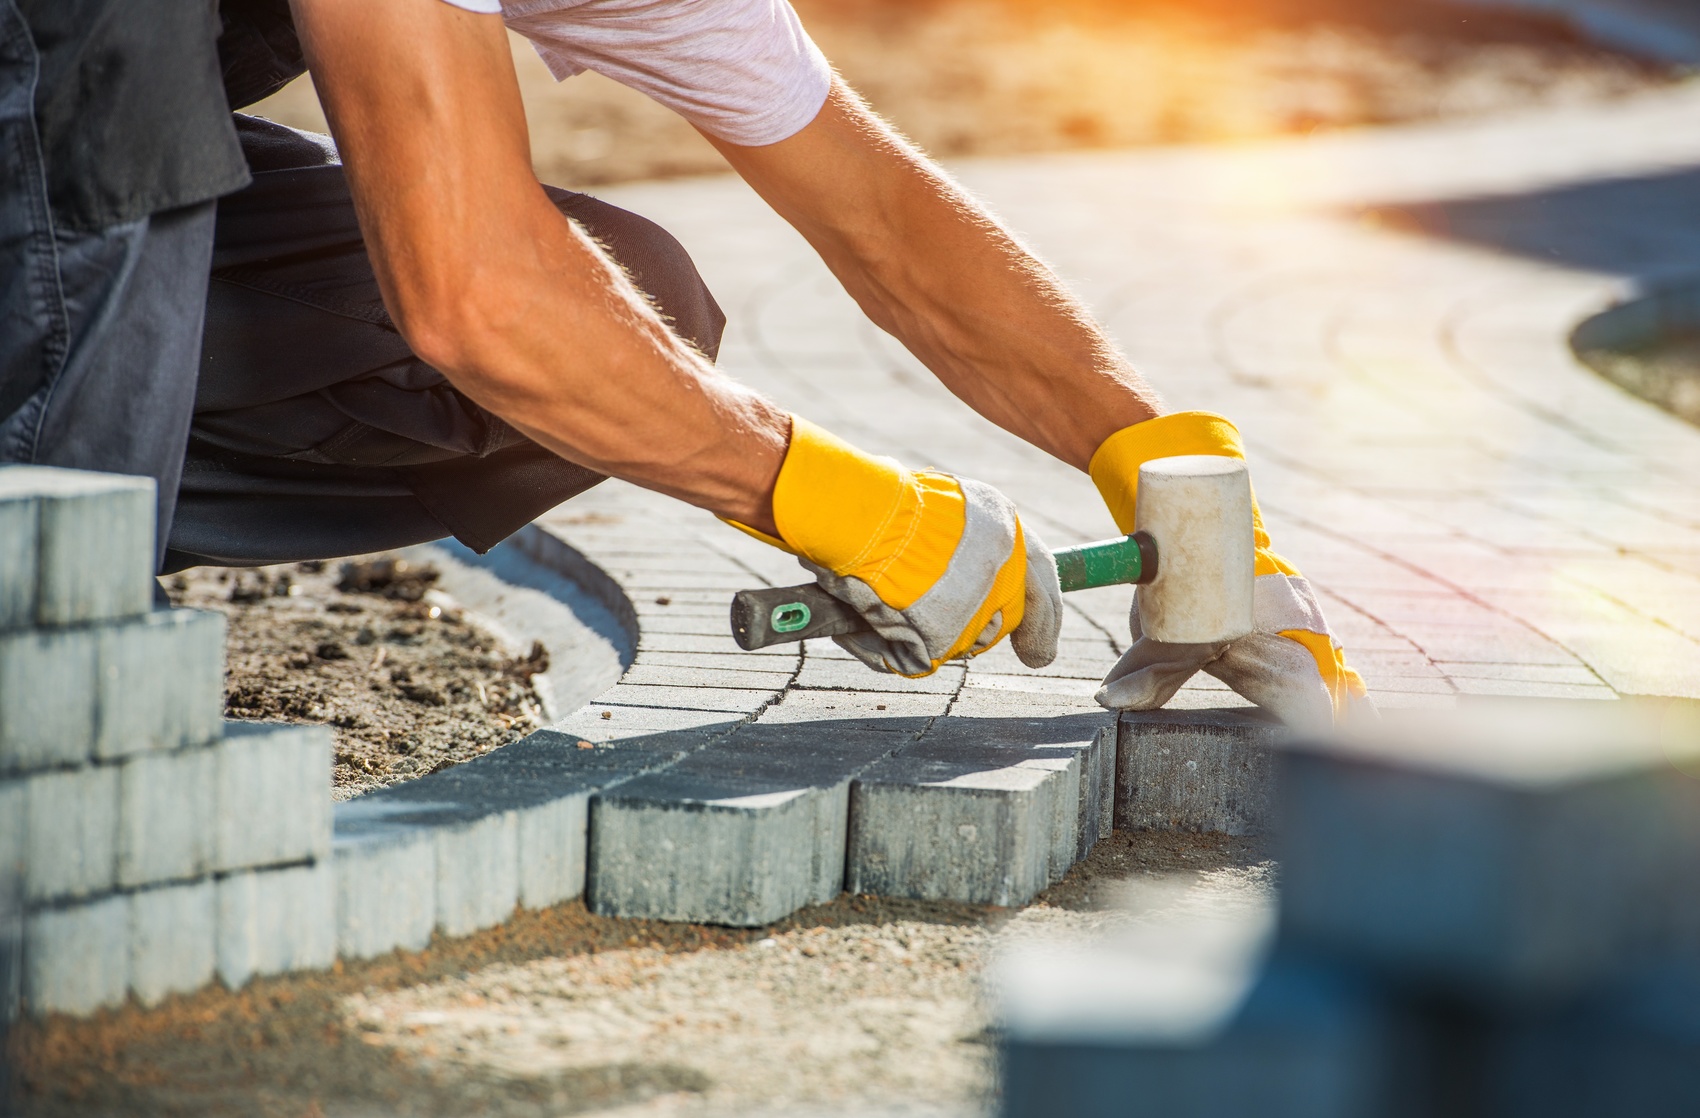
[730,417,1062,677]
[1090,412,1372,727]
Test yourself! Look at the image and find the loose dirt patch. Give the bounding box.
[167,557,550,800]
[10,830,1267,1118]
[1580,329,1700,427]
[247,0,1674,189]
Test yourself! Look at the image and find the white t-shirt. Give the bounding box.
[439,0,832,147]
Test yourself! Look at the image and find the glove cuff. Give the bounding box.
[770,416,967,610]
[1088,411,1245,534]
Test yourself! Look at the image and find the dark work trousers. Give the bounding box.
[1,0,215,567]
[163,115,727,572]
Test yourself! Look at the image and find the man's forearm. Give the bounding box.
[290,0,787,531]
[710,82,1163,472]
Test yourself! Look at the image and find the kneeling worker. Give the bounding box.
[2,0,1369,727]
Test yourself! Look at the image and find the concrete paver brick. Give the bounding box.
[95,609,224,760]
[593,683,777,715]
[0,628,97,774]
[216,862,336,989]
[0,481,37,631]
[118,746,215,887]
[215,722,332,872]
[25,765,117,902]
[589,724,910,925]
[1115,709,1285,836]
[19,468,154,628]
[23,894,128,1016]
[1001,949,1397,1118]
[847,716,1114,906]
[1276,699,1700,999]
[0,780,20,882]
[753,689,951,724]
[332,812,436,960]
[129,879,215,1007]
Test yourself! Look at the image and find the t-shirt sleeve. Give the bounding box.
[438,0,505,13]
[501,0,834,147]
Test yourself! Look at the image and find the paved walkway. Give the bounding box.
[549,79,1700,718]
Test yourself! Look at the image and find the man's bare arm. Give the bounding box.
[289,0,787,531]
[706,80,1162,473]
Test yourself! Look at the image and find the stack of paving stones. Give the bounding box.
[1000,697,1700,1118]
[0,467,332,1016]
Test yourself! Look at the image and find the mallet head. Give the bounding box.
[1135,455,1256,644]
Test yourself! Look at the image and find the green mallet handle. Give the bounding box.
[729,531,1157,651]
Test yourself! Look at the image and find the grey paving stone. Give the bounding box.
[24,894,129,1016]
[23,468,154,628]
[1482,962,1700,1118]
[24,765,117,902]
[594,683,777,715]
[215,722,332,872]
[790,657,964,694]
[1115,708,1284,836]
[1001,948,1400,1118]
[946,687,1107,721]
[0,483,37,631]
[589,722,916,925]
[340,728,721,930]
[0,628,97,774]
[332,810,436,960]
[1276,698,1700,998]
[754,689,951,724]
[216,862,336,989]
[0,780,21,883]
[95,609,224,761]
[118,746,214,887]
[556,707,741,743]
[129,879,215,1007]
[636,632,795,658]
[24,890,127,1012]
[847,714,1115,906]
[617,664,794,691]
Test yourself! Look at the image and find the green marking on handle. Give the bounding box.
[1052,533,1154,593]
[770,602,812,633]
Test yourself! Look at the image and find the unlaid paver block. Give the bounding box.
[0,628,98,773]
[0,481,37,631]
[847,715,1113,906]
[589,724,908,925]
[332,812,436,960]
[1001,948,1400,1118]
[1483,963,1700,1118]
[21,467,154,628]
[118,746,214,887]
[215,722,331,871]
[1116,708,1284,835]
[24,894,128,1015]
[216,862,335,989]
[129,879,215,1006]
[1277,698,1700,999]
[25,765,117,902]
[95,609,224,760]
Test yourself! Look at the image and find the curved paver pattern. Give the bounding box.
[519,82,1700,925]
[559,81,1700,709]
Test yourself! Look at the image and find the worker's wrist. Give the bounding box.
[1088,411,1245,534]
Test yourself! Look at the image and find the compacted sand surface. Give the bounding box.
[13,833,1268,1118]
